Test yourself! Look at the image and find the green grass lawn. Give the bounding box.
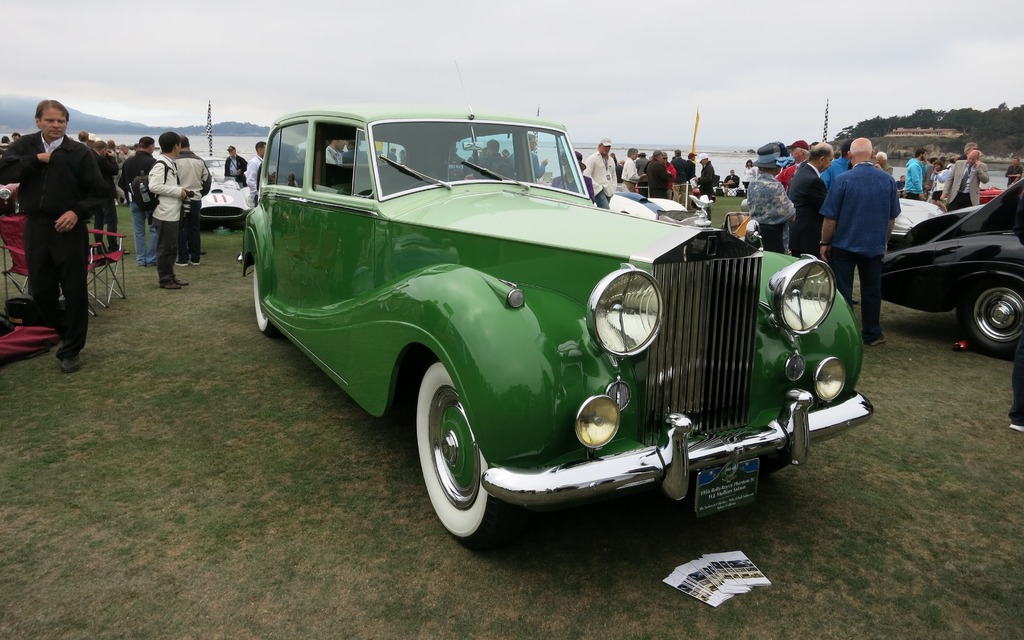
[1,206,1022,639]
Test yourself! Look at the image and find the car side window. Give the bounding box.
[266,122,308,188]
[314,124,359,195]
[350,131,374,198]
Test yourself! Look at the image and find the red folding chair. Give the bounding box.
[89,228,128,306]
[1,213,29,301]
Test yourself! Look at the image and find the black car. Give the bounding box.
[881,179,1024,359]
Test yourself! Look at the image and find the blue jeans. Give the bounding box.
[131,202,158,266]
[830,246,883,343]
[177,199,202,263]
[1011,333,1024,425]
[594,190,610,209]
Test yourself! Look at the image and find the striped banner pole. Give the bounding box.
[206,101,213,157]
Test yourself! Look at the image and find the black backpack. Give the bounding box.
[129,163,170,212]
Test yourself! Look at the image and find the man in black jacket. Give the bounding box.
[696,153,715,201]
[225,145,247,186]
[787,142,833,257]
[0,99,108,373]
[118,137,158,266]
[90,139,120,251]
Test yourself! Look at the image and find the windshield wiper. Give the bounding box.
[461,160,528,189]
[378,154,452,190]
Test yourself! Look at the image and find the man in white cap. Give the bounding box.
[695,153,715,201]
[583,138,616,209]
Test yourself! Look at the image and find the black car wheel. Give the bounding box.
[956,279,1024,360]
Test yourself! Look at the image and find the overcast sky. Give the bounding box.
[5,0,1018,148]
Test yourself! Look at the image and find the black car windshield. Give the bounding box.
[369,120,586,199]
[959,179,1024,236]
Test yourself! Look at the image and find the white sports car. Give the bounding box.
[890,198,945,248]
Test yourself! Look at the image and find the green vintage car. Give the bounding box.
[241,105,872,549]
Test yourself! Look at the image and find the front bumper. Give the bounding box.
[482,390,872,508]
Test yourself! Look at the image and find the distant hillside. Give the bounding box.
[836,103,1024,159]
[0,96,269,137]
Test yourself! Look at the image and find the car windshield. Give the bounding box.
[958,179,1024,236]
[369,120,585,199]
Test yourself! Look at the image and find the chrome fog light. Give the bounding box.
[575,395,620,449]
[785,353,806,382]
[814,357,845,401]
[587,267,663,357]
[769,258,836,335]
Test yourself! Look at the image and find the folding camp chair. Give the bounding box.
[89,228,127,306]
[85,241,107,315]
[0,213,29,301]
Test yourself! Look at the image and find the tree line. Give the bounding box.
[836,103,1023,157]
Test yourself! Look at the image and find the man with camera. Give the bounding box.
[148,132,191,290]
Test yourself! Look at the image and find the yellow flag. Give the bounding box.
[690,108,700,157]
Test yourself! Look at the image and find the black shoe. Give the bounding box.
[174,279,189,286]
[160,281,182,290]
[60,355,81,373]
[200,251,207,255]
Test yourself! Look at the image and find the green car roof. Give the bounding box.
[273,104,567,130]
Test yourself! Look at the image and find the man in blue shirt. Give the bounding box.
[819,138,901,346]
[820,139,852,189]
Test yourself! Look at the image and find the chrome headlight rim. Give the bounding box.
[814,356,846,402]
[768,257,836,335]
[586,266,664,357]
[575,394,621,449]
[0,187,11,201]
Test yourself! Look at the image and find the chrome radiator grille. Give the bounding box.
[642,249,762,442]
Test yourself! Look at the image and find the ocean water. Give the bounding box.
[95,133,1017,189]
[93,132,266,162]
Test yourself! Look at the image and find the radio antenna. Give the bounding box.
[537,104,541,117]
[455,60,475,120]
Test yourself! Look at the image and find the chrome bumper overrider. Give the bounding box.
[481,391,873,508]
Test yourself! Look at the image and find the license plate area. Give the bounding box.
[695,458,759,517]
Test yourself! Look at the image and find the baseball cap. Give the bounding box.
[789,140,809,151]
[599,138,612,147]
[697,153,710,161]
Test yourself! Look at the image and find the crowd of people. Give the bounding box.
[0,98,265,373]
[583,141,714,209]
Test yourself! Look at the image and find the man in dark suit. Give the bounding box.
[787,142,833,257]
[225,145,247,186]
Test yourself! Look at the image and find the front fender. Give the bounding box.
[335,264,621,468]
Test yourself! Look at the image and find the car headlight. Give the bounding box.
[769,258,835,334]
[576,395,620,448]
[587,267,663,356]
[0,187,11,201]
[815,357,845,401]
